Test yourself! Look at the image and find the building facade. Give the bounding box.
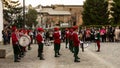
[35,5,83,29]
[51,5,83,26]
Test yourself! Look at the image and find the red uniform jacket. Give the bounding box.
[36,33,43,44]
[72,32,80,47]
[11,32,18,45]
[53,31,61,44]
[65,31,69,39]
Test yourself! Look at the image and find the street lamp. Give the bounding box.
[23,0,25,28]
[41,15,43,28]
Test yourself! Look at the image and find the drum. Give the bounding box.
[19,35,31,47]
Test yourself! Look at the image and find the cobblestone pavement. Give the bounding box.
[87,42,120,68]
[0,42,120,68]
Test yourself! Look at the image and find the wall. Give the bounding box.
[0,0,3,42]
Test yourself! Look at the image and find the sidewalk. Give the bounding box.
[0,43,13,57]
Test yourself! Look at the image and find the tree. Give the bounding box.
[82,0,109,25]
[25,8,38,27]
[110,0,120,25]
[3,0,23,27]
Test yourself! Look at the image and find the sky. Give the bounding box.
[18,0,85,7]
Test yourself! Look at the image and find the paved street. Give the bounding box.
[0,42,120,68]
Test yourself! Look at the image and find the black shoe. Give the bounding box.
[58,53,61,55]
[82,50,84,52]
[77,57,80,59]
[54,55,59,57]
[14,60,20,62]
[74,60,80,62]
[72,51,74,53]
[40,57,45,60]
[96,50,100,52]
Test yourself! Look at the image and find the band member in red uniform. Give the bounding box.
[11,26,20,62]
[28,29,32,50]
[72,26,80,62]
[65,28,69,48]
[22,29,28,54]
[36,28,45,60]
[53,27,61,57]
[19,29,24,58]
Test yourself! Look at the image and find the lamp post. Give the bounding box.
[41,15,43,28]
[23,0,25,28]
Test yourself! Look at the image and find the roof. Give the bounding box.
[38,8,71,16]
[48,10,71,15]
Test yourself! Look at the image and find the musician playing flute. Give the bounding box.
[36,28,45,60]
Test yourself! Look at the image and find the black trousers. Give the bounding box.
[13,44,20,61]
[101,35,106,42]
[66,38,69,47]
[74,46,79,60]
[69,40,74,52]
[38,43,44,57]
[81,43,84,52]
[54,43,60,54]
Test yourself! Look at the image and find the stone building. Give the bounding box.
[36,5,83,28]
[51,5,83,26]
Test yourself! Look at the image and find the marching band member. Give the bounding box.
[22,29,28,55]
[53,27,61,57]
[69,28,74,53]
[36,28,45,60]
[72,26,80,62]
[19,29,31,58]
[11,26,20,62]
[19,29,25,57]
[28,30,33,50]
[65,28,69,48]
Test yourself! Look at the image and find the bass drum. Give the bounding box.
[19,35,31,47]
